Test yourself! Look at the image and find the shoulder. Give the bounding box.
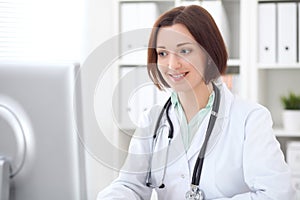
[231,96,270,116]
[232,96,271,118]
[218,81,272,124]
[229,95,274,135]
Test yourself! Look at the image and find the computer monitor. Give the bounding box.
[0,62,86,200]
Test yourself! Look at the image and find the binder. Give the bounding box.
[258,3,276,64]
[119,66,136,128]
[277,3,297,64]
[298,3,300,62]
[119,66,155,128]
[120,3,158,31]
[137,3,158,29]
[120,3,138,32]
[120,2,158,64]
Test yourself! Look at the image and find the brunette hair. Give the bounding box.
[147,5,228,90]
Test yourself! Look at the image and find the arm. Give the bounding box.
[213,106,296,200]
[97,106,161,200]
[97,128,153,200]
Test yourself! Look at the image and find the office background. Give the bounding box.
[0,0,300,199]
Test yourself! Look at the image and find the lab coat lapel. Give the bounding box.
[186,81,232,161]
[169,107,224,162]
[168,106,186,159]
[186,114,210,160]
[167,81,233,163]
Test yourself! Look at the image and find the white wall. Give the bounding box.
[80,1,119,200]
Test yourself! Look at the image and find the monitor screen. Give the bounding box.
[0,62,86,200]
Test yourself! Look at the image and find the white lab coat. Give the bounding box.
[97,81,296,200]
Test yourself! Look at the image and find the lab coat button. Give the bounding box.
[181,174,185,179]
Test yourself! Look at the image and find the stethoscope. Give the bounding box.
[145,82,221,200]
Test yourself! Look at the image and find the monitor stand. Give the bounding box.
[0,158,10,200]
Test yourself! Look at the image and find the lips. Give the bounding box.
[168,72,189,81]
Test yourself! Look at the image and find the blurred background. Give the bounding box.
[0,0,300,199]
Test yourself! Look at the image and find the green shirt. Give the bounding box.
[170,92,215,151]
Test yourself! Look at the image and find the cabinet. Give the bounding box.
[117,0,174,131]
[255,1,300,139]
[255,1,300,196]
[116,0,176,153]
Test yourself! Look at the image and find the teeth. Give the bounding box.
[172,73,185,78]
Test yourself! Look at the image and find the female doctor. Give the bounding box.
[98,5,296,200]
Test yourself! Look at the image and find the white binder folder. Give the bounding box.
[298,3,300,62]
[120,2,158,64]
[277,3,297,64]
[258,3,276,64]
[120,2,158,32]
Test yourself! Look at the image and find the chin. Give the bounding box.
[170,84,195,93]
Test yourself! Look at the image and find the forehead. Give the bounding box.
[156,24,196,47]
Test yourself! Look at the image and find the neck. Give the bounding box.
[178,82,213,123]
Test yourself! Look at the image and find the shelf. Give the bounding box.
[119,57,241,74]
[258,63,300,69]
[227,58,240,67]
[274,128,300,137]
[259,0,300,3]
[118,0,174,2]
[119,56,240,66]
[118,51,148,66]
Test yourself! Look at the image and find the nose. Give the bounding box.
[168,53,182,70]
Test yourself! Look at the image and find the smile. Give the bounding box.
[169,72,188,81]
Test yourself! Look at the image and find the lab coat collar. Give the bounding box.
[169,80,234,161]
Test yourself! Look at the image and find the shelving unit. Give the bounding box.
[274,128,300,137]
[255,0,300,132]
[255,1,300,196]
[118,0,241,66]
[258,63,300,69]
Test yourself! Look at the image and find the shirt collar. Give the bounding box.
[170,91,215,110]
[170,91,180,108]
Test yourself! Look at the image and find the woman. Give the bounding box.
[98,5,295,199]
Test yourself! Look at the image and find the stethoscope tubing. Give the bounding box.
[153,98,173,139]
[146,82,221,190]
[146,99,173,188]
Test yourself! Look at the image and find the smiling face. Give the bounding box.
[156,23,209,93]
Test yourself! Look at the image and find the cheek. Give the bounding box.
[194,65,206,77]
[182,59,204,76]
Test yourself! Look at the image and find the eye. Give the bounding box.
[157,50,168,57]
[179,48,192,54]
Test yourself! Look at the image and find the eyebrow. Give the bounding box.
[156,42,194,49]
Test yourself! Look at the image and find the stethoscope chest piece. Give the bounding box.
[185,185,205,200]
[146,82,220,199]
